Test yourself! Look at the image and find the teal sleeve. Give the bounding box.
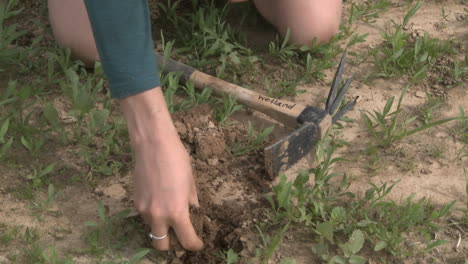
[83,0,160,99]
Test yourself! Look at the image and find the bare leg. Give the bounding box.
[47,0,99,65]
[252,0,342,45]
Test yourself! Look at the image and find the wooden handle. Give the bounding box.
[156,54,306,127]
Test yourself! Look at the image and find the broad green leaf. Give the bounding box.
[20,136,32,151]
[226,249,239,264]
[349,255,367,264]
[331,207,346,223]
[316,222,334,243]
[348,230,365,254]
[341,230,365,257]
[40,163,55,178]
[374,241,388,251]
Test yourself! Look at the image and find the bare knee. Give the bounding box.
[48,0,99,66]
[254,0,342,46]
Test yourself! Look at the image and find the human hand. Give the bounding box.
[120,88,203,251]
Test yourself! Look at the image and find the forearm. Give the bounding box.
[83,0,160,99]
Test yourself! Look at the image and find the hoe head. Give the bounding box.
[264,52,357,178]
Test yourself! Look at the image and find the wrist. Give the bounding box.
[119,88,179,148]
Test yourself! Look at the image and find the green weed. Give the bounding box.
[26,163,55,188]
[269,29,298,61]
[0,224,20,246]
[157,0,257,78]
[29,184,61,219]
[373,2,456,82]
[230,121,274,157]
[419,92,442,124]
[84,201,133,256]
[217,249,239,264]
[214,94,243,124]
[255,223,290,264]
[348,0,392,25]
[361,85,461,148]
[0,0,26,71]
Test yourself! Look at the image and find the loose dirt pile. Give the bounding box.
[171,104,268,263]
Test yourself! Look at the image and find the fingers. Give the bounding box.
[189,182,200,207]
[172,214,204,251]
[150,221,171,251]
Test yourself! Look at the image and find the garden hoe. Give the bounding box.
[156,52,356,178]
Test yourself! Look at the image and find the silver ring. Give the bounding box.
[149,232,168,240]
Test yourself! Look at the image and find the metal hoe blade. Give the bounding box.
[264,52,357,178]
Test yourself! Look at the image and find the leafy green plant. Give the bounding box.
[218,249,239,264]
[255,223,290,264]
[0,0,26,71]
[361,85,461,147]
[419,92,442,124]
[230,121,274,157]
[84,201,132,256]
[373,2,455,82]
[214,94,243,124]
[269,29,298,61]
[26,163,55,188]
[348,0,392,25]
[330,230,367,264]
[29,184,61,219]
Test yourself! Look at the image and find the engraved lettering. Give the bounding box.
[258,95,296,110]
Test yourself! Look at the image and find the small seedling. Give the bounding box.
[230,121,274,157]
[269,29,298,61]
[84,201,132,256]
[419,92,442,124]
[29,184,61,219]
[214,94,243,124]
[26,163,55,188]
[217,249,239,264]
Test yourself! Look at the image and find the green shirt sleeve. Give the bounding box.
[83,0,160,99]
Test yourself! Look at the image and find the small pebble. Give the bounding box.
[435,132,448,138]
[415,91,426,98]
